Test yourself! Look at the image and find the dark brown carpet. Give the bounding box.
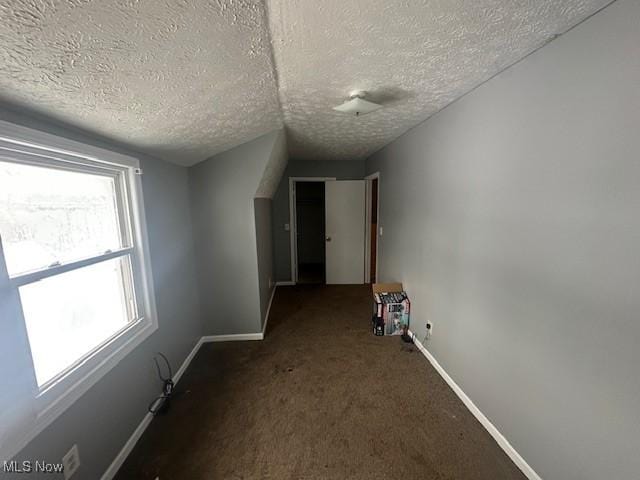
[115,285,527,480]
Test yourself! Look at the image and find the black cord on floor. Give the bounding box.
[148,353,174,416]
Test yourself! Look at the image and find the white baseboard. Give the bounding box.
[408,330,542,480]
[102,317,538,480]
[203,285,278,343]
[275,281,295,286]
[101,285,286,479]
[101,331,261,479]
[201,333,263,342]
[262,286,277,336]
[100,413,153,480]
[100,336,204,480]
[173,338,204,384]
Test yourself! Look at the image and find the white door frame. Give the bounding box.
[364,172,380,283]
[289,177,336,284]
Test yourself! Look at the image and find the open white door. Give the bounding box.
[325,180,366,284]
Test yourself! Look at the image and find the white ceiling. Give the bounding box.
[0,0,611,165]
[269,0,612,161]
[0,0,283,166]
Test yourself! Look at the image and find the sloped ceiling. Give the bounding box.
[268,0,612,161]
[255,129,287,199]
[0,0,283,166]
[0,0,611,165]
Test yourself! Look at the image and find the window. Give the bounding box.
[0,121,157,461]
[1,158,143,386]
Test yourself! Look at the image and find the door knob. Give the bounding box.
[326,236,332,242]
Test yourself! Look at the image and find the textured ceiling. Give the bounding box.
[0,0,612,164]
[255,129,287,198]
[0,0,282,166]
[268,0,611,161]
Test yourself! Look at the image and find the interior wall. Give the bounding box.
[189,131,284,335]
[254,198,274,329]
[0,108,204,479]
[365,1,640,479]
[272,160,366,281]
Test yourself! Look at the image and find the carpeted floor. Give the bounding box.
[115,285,527,480]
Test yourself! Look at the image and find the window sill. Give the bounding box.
[0,119,159,463]
[3,316,157,463]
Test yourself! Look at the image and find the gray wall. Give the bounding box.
[272,160,366,281]
[189,131,283,335]
[254,198,274,328]
[365,1,640,479]
[0,109,203,479]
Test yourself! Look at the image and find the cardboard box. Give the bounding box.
[372,283,410,336]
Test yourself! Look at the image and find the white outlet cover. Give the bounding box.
[62,444,80,479]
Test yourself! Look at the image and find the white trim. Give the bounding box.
[201,333,264,342]
[172,338,205,385]
[101,321,275,480]
[275,281,295,286]
[262,286,277,337]
[0,121,158,463]
[4,322,156,464]
[100,337,204,480]
[102,298,539,480]
[0,120,139,169]
[101,328,268,480]
[10,248,133,286]
[102,284,282,479]
[288,177,336,284]
[408,330,543,480]
[101,415,153,480]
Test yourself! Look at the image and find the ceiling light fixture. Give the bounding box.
[333,91,382,116]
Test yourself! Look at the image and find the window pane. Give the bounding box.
[19,256,135,386]
[0,160,123,276]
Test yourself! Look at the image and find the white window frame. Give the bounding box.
[0,120,158,462]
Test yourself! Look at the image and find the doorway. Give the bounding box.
[295,181,326,284]
[289,177,366,285]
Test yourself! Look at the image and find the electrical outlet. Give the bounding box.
[62,444,80,479]
[425,321,433,339]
